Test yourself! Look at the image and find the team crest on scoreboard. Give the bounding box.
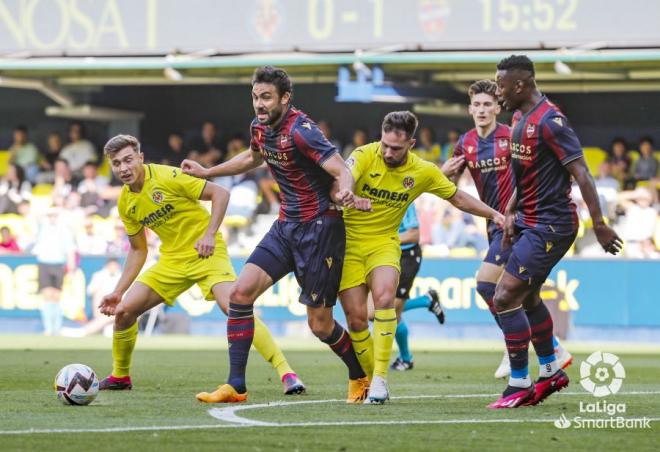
[402,176,415,189]
[417,0,451,36]
[498,138,508,150]
[526,123,536,138]
[252,0,282,43]
[151,190,164,205]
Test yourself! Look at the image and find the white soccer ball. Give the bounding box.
[54,364,99,406]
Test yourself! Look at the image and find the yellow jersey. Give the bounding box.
[344,141,457,239]
[117,164,213,259]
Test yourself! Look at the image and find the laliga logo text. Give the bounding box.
[554,352,652,430]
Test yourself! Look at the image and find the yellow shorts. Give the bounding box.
[339,236,401,292]
[137,240,236,306]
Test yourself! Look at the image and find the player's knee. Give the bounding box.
[346,315,368,333]
[371,286,396,309]
[476,281,496,305]
[307,315,333,339]
[114,305,136,329]
[229,283,257,305]
[493,283,518,312]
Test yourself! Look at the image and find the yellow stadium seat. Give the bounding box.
[32,184,54,196]
[0,150,10,177]
[655,220,660,251]
[448,247,477,258]
[98,158,112,179]
[224,215,250,228]
[582,147,607,177]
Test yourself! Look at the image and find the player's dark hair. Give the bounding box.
[611,137,628,148]
[14,125,28,134]
[639,135,654,146]
[497,55,535,77]
[382,111,419,139]
[468,79,498,99]
[252,66,293,98]
[104,134,141,155]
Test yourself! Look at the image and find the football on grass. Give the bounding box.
[54,364,99,406]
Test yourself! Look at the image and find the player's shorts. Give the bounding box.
[396,244,422,300]
[339,234,401,293]
[137,239,236,306]
[38,263,65,291]
[246,212,345,308]
[504,224,576,287]
[483,227,513,266]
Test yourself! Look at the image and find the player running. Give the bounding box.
[97,135,305,396]
[443,79,572,379]
[339,111,505,404]
[488,55,622,408]
[182,66,370,404]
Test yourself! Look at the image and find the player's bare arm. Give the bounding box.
[195,182,230,258]
[323,153,357,208]
[182,149,264,179]
[566,158,623,255]
[502,187,517,248]
[99,230,148,316]
[441,155,466,184]
[447,189,505,228]
[399,227,420,245]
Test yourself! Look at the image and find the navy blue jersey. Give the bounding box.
[250,107,338,222]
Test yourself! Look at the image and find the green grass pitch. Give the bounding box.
[0,336,658,451]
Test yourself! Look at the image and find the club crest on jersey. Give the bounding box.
[280,135,288,144]
[467,145,475,154]
[403,176,415,189]
[346,157,355,168]
[498,138,508,150]
[151,190,164,205]
[526,123,536,138]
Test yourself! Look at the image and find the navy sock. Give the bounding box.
[403,295,430,312]
[498,307,531,381]
[526,301,556,363]
[476,281,500,328]
[321,321,366,380]
[226,303,254,393]
[395,320,412,362]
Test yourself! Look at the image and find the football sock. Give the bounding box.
[226,303,254,393]
[403,295,431,312]
[112,322,138,378]
[322,321,366,380]
[476,281,500,328]
[252,316,293,380]
[498,307,532,388]
[526,301,558,378]
[395,320,412,362]
[373,308,397,379]
[348,328,374,378]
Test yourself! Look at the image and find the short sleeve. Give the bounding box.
[167,166,207,200]
[118,196,143,236]
[345,144,374,181]
[249,121,261,153]
[292,120,338,165]
[541,114,583,166]
[453,135,465,158]
[426,164,458,200]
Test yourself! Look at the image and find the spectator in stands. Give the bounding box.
[52,158,76,205]
[632,136,659,185]
[594,161,620,217]
[77,161,109,214]
[0,163,32,214]
[414,126,442,162]
[441,128,460,162]
[61,258,122,337]
[106,221,130,257]
[618,187,658,258]
[33,207,76,336]
[607,137,632,185]
[60,122,97,175]
[160,132,186,166]
[187,121,225,166]
[342,127,368,158]
[0,226,20,253]
[76,217,108,255]
[8,125,39,183]
[318,120,342,151]
[432,206,488,253]
[36,132,64,184]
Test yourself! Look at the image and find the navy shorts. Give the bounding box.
[246,213,345,308]
[484,227,512,266]
[504,225,576,287]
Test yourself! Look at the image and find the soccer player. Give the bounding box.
[97,134,305,396]
[382,204,445,372]
[443,79,572,379]
[182,66,370,404]
[339,111,505,403]
[488,55,622,408]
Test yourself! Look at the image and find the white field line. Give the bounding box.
[2,391,659,435]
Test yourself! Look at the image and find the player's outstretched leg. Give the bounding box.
[391,319,413,371]
[402,289,445,325]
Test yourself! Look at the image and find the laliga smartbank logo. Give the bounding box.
[553,352,652,430]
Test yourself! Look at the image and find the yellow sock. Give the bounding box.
[373,308,397,379]
[349,328,374,379]
[252,316,293,380]
[112,322,138,377]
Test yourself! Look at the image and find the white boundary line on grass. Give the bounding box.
[1,391,659,435]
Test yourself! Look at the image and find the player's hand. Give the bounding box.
[181,159,209,179]
[441,156,465,178]
[491,212,505,229]
[501,212,516,249]
[594,222,623,255]
[99,292,122,316]
[195,233,216,258]
[352,196,372,212]
[333,189,355,207]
